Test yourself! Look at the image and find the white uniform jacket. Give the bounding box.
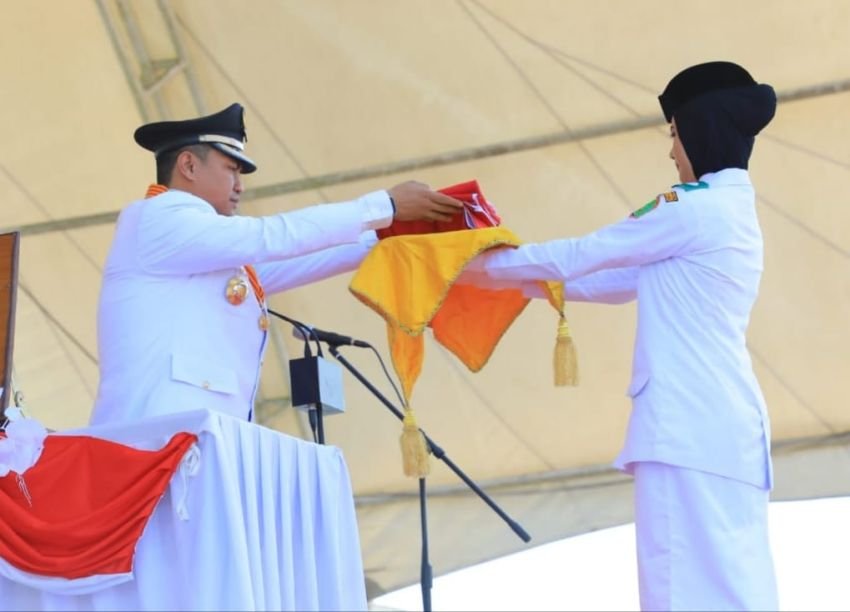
[90,189,391,425]
[471,168,772,489]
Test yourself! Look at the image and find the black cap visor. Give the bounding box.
[210,142,257,174]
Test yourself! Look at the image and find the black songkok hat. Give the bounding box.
[134,103,257,174]
[658,61,776,178]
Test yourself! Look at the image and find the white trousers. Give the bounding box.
[633,461,778,611]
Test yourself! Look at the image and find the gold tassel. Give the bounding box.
[400,407,430,478]
[554,314,578,386]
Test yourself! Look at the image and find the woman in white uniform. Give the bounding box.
[465,61,779,610]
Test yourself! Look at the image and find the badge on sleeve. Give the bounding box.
[630,197,659,219]
[630,190,679,219]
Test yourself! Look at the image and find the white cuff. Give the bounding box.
[359,190,394,231]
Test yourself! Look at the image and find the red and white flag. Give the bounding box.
[0,421,197,594]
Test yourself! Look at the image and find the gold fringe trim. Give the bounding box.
[554,314,578,386]
[400,407,430,478]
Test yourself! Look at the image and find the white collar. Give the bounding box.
[698,168,752,187]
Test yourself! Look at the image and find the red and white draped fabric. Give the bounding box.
[0,427,198,594]
[0,409,367,611]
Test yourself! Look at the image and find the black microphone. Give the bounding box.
[293,325,371,348]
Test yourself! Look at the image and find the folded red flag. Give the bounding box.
[376,179,501,239]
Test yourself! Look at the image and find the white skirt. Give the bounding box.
[633,461,778,611]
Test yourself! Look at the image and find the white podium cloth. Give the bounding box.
[0,409,367,611]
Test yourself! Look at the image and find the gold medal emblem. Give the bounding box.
[225,275,249,305]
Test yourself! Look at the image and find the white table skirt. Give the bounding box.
[0,409,367,611]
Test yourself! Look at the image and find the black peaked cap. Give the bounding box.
[134,103,257,174]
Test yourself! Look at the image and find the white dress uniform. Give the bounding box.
[90,188,392,426]
[468,167,778,610]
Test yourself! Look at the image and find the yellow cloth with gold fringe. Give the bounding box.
[350,227,574,457]
[350,227,576,477]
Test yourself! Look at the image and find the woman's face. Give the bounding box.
[669,118,697,183]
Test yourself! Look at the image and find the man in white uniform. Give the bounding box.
[91,103,462,426]
[464,62,779,610]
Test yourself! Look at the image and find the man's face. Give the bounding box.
[669,118,697,183]
[191,148,244,216]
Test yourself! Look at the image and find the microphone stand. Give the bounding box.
[327,344,531,612]
[315,404,325,445]
[306,402,325,445]
[418,477,432,612]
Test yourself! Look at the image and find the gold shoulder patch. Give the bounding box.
[662,191,679,203]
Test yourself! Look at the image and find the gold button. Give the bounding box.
[202,380,210,390]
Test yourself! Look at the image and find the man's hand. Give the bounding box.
[388,181,464,222]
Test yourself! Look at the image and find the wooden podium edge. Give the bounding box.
[0,232,20,421]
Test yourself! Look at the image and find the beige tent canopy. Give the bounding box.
[2,0,849,600]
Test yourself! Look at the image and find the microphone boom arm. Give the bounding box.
[327,344,531,544]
